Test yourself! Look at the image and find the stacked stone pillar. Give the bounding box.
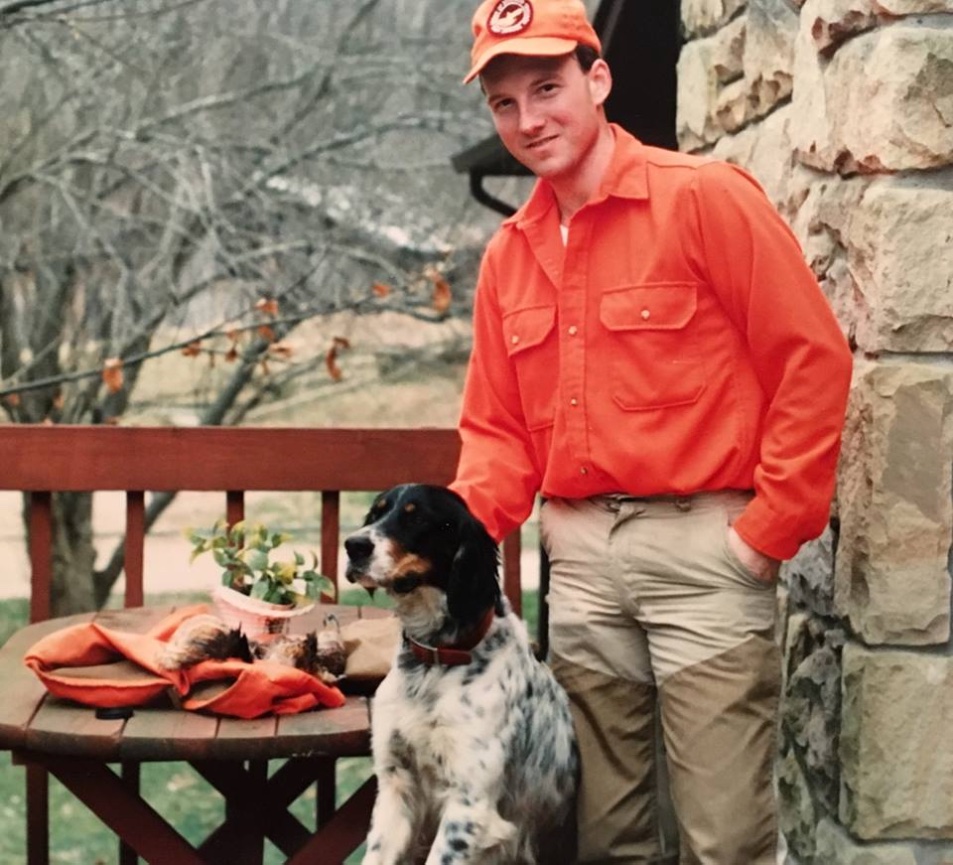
[677,0,953,861]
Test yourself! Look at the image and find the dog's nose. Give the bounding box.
[344,535,373,561]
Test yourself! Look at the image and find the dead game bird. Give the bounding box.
[156,614,252,671]
[252,614,346,684]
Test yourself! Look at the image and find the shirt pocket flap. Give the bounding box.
[502,306,556,356]
[600,283,698,332]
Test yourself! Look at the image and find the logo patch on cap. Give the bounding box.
[488,0,533,36]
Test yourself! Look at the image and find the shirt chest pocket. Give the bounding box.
[502,305,557,431]
[598,283,706,411]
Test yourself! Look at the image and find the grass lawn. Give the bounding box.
[0,588,540,864]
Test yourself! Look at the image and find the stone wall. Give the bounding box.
[677,0,953,861]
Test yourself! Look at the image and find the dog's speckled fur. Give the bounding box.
[345,484,578,865]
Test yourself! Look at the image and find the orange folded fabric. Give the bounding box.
[24,605,346,718]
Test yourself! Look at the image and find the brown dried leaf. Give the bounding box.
[257,324,276,343]
[326,345,343,381]
[431,276,452,313]
[102,358,124,394]
[255,298,279,316]
[181,340,203,358]
[372,281,391,298]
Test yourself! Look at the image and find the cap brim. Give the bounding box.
[463,36,578,84]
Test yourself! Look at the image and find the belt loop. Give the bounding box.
[675,496,692,512]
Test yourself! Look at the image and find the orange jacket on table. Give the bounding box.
[451,126,853,562]
[24,605,346,718]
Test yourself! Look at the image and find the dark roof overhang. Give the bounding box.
[450,136,530,218]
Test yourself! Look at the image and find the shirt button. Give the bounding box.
[570,398,578,407]
[567,325,578,336]
[579,466,588,475]
[510,335,520,345]
[641,309,651,320]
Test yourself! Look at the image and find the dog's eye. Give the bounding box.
[364,497,389,525]
[401,503,421,524]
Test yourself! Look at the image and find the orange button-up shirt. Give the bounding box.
[452,126,852,560]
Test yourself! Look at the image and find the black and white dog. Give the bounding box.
[344,484,578,865]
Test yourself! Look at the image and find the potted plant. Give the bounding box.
[186,520,333,640]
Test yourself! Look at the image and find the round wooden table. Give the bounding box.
[0,602,390,865]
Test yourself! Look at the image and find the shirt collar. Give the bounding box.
[503,124,649,230]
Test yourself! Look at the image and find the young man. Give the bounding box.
[451,0,853,862]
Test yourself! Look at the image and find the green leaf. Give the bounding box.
[264,585,288,604]
[288,590,312,606]
[276,562,296,584]
[243,548,269,572]
[250,580,270,600]
[185,527,208,544]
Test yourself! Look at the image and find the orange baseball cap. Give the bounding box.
[463,0,602,84]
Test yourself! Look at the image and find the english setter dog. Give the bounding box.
[344,484,578,865]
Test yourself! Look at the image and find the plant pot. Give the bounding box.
[212,585,315,642]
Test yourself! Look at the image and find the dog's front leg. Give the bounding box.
[361,770,422,865]
[423,795,516,865]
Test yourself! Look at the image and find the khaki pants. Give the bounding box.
[541,492,781,865]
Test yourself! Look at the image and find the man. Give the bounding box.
[450,0,853,862]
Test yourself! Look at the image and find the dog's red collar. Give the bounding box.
[405,608,496,667]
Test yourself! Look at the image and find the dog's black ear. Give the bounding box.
[447,511,500,628]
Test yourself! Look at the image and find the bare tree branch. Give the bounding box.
[0,0,488,612]
[0,0,69,15]
[0,0,202,22]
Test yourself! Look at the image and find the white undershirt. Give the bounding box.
[559,223,569,245]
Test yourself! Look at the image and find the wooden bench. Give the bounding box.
[0,424,538,864]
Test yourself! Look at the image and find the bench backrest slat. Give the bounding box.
[321,491,341,604]
[1,426,459,491]
[27,492,53,625]
[3,426,526,624]
[124,490,146,608]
